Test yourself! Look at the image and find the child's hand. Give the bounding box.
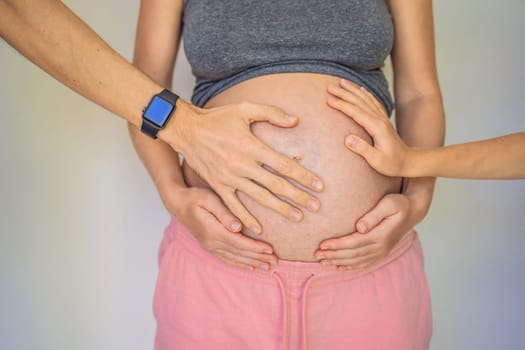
[327,79,419,177]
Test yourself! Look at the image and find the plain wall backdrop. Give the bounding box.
[1,1,524,349]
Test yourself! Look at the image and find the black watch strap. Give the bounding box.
[159,89,179,106]
[141,89,179,139]
[141,118,162,139]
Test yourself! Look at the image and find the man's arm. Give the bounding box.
[0,0,324,231]
[0,0,174,132]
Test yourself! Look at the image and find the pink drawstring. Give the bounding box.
[272,271,316,350]
[300,274,316,350]
[272,271,289,350]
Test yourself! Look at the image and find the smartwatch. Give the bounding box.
[141,89,179,139]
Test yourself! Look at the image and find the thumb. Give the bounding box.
[345,135,379,164]
[246,103,300,128]
[355,195,398,234]
[202,193,243,232]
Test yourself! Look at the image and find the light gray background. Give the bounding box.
[1,1,524,349]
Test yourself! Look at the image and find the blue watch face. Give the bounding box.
[144,96,174,126]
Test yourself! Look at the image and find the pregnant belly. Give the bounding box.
[182,73,402,261]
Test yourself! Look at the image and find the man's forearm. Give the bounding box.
[0,0,166,132]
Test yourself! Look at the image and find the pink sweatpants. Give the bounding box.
[153,217,432,350]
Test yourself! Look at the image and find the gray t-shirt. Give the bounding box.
[182,0,394,114]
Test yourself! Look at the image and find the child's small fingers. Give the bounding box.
[338,79,388,118]
[327,83,376,116]
[327,96,381,136]
[360,86,389,116]
[357,86,383,115]
[339,79,378,113]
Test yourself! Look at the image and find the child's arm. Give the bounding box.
[327,79,525,179]
[411,134,525,179]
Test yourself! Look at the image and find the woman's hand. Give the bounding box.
[164,185,278,271]
[164,100,323,234]
[326,79,420,177]
[315,194,414,270]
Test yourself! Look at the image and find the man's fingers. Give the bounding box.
[258,146,324,193]
[242,102,299,128]
[235,177,305,222]
[249,164,321,213]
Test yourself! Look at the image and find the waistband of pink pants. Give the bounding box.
[164,216,418,287]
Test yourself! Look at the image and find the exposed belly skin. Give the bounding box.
[182,73,402,261]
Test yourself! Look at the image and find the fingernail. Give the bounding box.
[259,263,269,270]
[230,221,241,231]
[268,259,277,266]
[316,253,326,260]
[358,221,368,232]
[290,209,303,222]
[251,225,262,234]
[263,249,273,254]
[312,179,323,191]
[345,136,356,148]
[320,244,331,250]
[285,115,297,122]
[320,260,330,265]
[307,198,320,211]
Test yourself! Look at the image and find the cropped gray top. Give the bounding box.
[182,0,395,114]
